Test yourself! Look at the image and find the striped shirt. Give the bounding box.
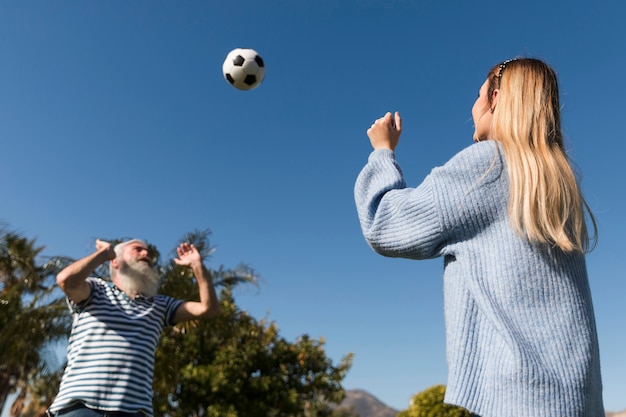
[49,278,183,416]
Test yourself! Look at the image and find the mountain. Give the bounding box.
[336,389,625,417]
[334,389,399,417]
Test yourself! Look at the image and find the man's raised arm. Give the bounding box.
[57,239,115,304]
[171,242,220,323]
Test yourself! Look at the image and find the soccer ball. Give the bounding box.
[222,48,266,91]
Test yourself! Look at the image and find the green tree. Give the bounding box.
[0,225,71,416]
[398,385,471,417]
[328,405,359,417]
[154,287,353,417]
[10,229,354,416]
[152,230,354,416]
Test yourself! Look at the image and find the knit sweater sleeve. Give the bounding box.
[354,142,504,260]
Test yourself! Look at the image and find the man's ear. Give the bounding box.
[110,258,119,270]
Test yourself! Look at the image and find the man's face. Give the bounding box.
[116,242,160,298]
[122,242,152,267]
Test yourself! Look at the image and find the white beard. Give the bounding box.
[116,258,161,298]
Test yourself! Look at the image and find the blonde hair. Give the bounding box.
[487,58,596,253]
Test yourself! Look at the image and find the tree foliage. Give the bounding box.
[327,407,359,417]
[2,227,354,417]
[153,230,354,417]
[154,287,353,417]
[0,225,71,416]
[398,385,471,417]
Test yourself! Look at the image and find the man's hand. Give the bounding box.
[173,243,202,268]
[96,239,116,261]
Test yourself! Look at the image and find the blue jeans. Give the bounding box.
[52,402,145,417]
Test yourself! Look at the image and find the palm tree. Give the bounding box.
[4,228,258,415]
[0,225,72,416]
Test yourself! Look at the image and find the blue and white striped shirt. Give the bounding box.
[49,278,183,416]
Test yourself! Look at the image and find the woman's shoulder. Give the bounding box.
[427,140,506,191]
[449,140,502,165]
[435,140,504,174]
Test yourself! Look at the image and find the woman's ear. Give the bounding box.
[490,89,500,111]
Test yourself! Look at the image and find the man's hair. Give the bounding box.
[487,58,596,252]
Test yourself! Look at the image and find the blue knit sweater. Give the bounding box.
[354,142,604,417]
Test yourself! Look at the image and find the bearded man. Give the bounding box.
[47,239,220,417]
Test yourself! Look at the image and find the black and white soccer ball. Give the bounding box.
[222,48,266,91]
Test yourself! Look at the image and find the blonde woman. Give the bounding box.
[354,58,603,417]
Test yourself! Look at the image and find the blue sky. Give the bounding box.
[1,0,625,413]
